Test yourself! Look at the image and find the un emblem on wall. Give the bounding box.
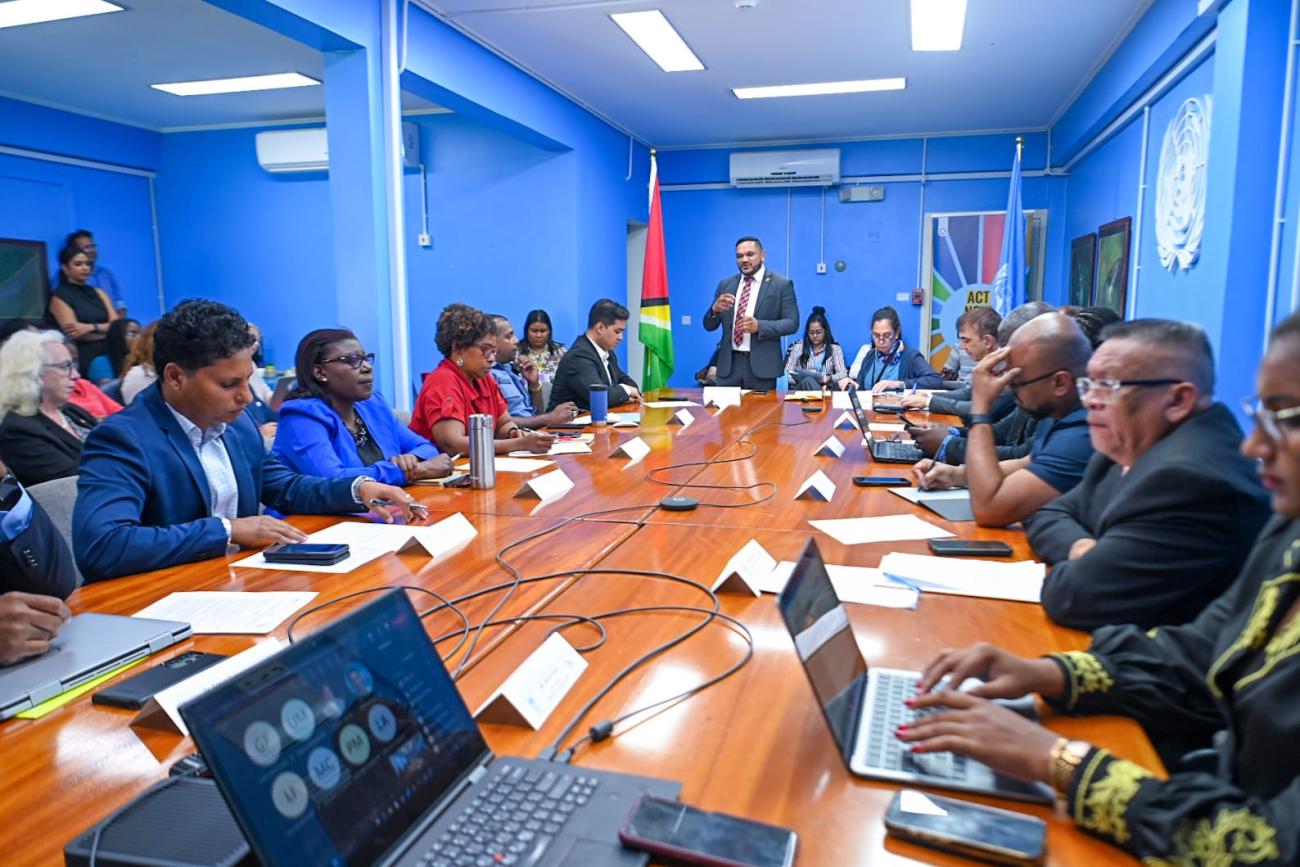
[1154,95,1211,272]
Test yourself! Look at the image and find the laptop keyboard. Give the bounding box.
[417,762,599,867]
[872,440,924,462]
[864,672,968,780]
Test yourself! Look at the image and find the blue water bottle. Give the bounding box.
[589,384,609,426]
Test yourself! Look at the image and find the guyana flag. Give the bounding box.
[638,151,674,392]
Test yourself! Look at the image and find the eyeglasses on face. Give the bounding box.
[321,352,376,370]
[42,361,77,375]
[1075,377,1181,402]
[1241,398,1300,441]
[470,342,497,357]
[1009,369,1062,391]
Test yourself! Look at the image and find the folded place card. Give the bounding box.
[815,436,846,458]
[669,408,695,430]
[833,411,859,430]
[514,468,575,500]
[712,539,776,596]
[702,386,743,409]
[133,639,284,735]
[610,436,651,466]
[831,391,856,410]
[472,633,587,729]
[795,469,837,501]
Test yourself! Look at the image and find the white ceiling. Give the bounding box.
[424,0,1152,147]
[0,0,441,132]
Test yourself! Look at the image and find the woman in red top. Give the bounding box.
[410,304,554,455]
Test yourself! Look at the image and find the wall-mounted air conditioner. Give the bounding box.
[255,123,422,173]
[729,148,840,187]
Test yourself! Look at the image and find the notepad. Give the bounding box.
[877,552,1045,603]
[888,487,975,522]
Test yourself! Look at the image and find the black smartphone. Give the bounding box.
[927,539,1014,557]
[548,421,588,430]
[619,796,797,867]
[800,405,823,413]
[92,651,227,710]
[263,542,350,565]
[852,476,911,487]
[884,789,1046,865]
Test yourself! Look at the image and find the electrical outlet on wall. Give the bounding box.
[681,314,692,326]
[815,262,828,274]
[418,233,432,247]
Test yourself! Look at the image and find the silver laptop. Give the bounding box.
[777,538,1052,803]
[0,613,191,720]
[181,589,679,867]
[847,389,924,464]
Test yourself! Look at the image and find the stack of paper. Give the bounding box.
[133,591,318,634]
[808,514,953,545]
[877,552,1045,603]
[234,513,479,573]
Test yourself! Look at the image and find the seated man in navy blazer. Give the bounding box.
[703,236,799,390]
[0,466,77,665]
[74,300,421,583]
[546,299,641,411]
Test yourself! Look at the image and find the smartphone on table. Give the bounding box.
[619,795,796,867]
[927,540,1014,557]
[852,476,911,487]
[262,542,350,565]
[884,789,1046,864]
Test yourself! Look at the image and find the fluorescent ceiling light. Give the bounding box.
[733,78,906,100]
[0,0,123,29]
[911,0,968,51]
[151,72,321,97]
[610,10,704,73]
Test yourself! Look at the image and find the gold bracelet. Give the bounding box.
[1049,738,1090,795]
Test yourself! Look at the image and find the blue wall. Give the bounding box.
[657,134,1061,386]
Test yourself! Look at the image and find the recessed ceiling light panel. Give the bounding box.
[610,10,704,73]
[151,72,322,97]
[0,0,123,30]
[733,78,907,100]
[911,0,968,51]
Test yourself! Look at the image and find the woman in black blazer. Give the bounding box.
[0,331,98,486]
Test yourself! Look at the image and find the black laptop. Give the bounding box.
[181,590,680,867]
[847,388,924,464]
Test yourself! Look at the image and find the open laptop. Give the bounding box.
[776,538,1052,803]
[181,589,680,867]
[0,613,191,720]
[847,388,924,464]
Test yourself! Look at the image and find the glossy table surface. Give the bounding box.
[0,389,1160,866]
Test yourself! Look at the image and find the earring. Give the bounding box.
[456,357,464,368]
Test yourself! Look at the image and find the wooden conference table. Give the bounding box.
[0,389,1162,866]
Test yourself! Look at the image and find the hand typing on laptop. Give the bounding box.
[0,592,70,666]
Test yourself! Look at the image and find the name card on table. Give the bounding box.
[702,386,743,410]
[712,539,776,596]
[669,408,695,430]
[610,436,651,467]
[814,436,846,458]
[833,411,859,431]
[794,469,837,502]
[473,633,587,729]
[133,639,284,735]
[514,468,575,501]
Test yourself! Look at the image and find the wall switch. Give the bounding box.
[895,292,909,302]
[681,314,692,326]
[815,262,828,274]
[418,232,432,247]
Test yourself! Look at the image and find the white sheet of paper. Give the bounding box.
[761,561,919,609]
[868,422,907,433]
[515,468,574,500]
[473,633,588,729]
[712,539,775,595]
[877,552,1045,603]
[671,408,695,430]
[814,436,846,458]
[643,400,701,408]
[795,469,837,501]
[833,411,859,430]
[808,514,953,545]
[233,546,389,573]
[702,386,742,408]
[492,457,555,472]
[831,391,855,410]
[306,513,478,560]
[133,592,318,635]
[610,436,651,466]
[508,441,591,457]
[132,639,284,735]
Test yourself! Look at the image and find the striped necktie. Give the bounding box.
[733,276,754,348]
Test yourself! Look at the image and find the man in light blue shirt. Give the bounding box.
[488,314,577,429]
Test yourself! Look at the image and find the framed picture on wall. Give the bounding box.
[1069,233,1096,307]
[1095,217,1132,313]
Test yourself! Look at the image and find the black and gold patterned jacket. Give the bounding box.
[1045,516,1300,865]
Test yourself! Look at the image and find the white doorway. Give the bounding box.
[626,220,648,385]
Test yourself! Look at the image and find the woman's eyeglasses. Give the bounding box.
[1241,398,1300,442]
[321,352,376,370]
[41,361,77,375]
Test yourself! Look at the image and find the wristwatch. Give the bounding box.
[967,413,996,427]
[1049,738,1092,795]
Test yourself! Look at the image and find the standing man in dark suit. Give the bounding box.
[703,236,799,390]
[0,464,77,665]
[1027,319,1270,630]
[73,299,421,583]
[547,299,641,411]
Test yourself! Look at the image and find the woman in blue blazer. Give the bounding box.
[839,305,943,392]
[274,329,452,486]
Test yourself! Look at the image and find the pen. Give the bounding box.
[882,572,923,594]
[447,453,463,463]
[369,498,429,518]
